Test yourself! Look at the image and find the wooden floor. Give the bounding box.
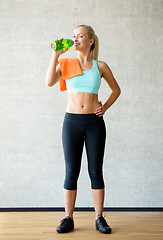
[0,211,163,240]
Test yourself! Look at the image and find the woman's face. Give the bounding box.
[72,27,94,51]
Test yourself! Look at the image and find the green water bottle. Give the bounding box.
[51,38,74,51]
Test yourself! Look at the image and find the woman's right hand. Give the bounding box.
[52,38,68,57]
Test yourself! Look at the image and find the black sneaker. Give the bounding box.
[56,216,74,233]
[96,216,112,234]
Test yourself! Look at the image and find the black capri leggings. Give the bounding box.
[62,112,106,190]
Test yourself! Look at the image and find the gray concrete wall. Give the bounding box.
[0,0,162,208]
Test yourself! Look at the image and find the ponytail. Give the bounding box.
[91,34,99,60]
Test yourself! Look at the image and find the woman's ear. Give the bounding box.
[90,38,95,45]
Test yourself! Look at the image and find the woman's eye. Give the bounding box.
[72,36,83,38]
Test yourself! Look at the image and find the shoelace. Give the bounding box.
[97,215,109,227]
[60,217,70,225]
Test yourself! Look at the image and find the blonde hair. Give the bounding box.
[75,24,99,60]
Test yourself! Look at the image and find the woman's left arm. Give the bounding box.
[95,61,121,117]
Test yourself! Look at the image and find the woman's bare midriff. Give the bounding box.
[66,92,101,114]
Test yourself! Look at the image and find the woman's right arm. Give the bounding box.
[45,52,61,87]
[45,42,68,87]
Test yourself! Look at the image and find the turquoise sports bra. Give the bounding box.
[65,58,101,94]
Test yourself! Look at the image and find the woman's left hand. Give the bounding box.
[95,101,106,117]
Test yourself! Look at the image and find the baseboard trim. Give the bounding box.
[0,207,163,212]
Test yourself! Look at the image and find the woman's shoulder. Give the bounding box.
[59,56,77,59]
[96,59,107,66]
[96,60,108,77]
[58,57,77,63]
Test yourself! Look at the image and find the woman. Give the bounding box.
[45,24,121,234]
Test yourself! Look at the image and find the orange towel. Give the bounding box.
[56,57,83,91]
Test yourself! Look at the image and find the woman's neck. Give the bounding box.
[77,52,93,63]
